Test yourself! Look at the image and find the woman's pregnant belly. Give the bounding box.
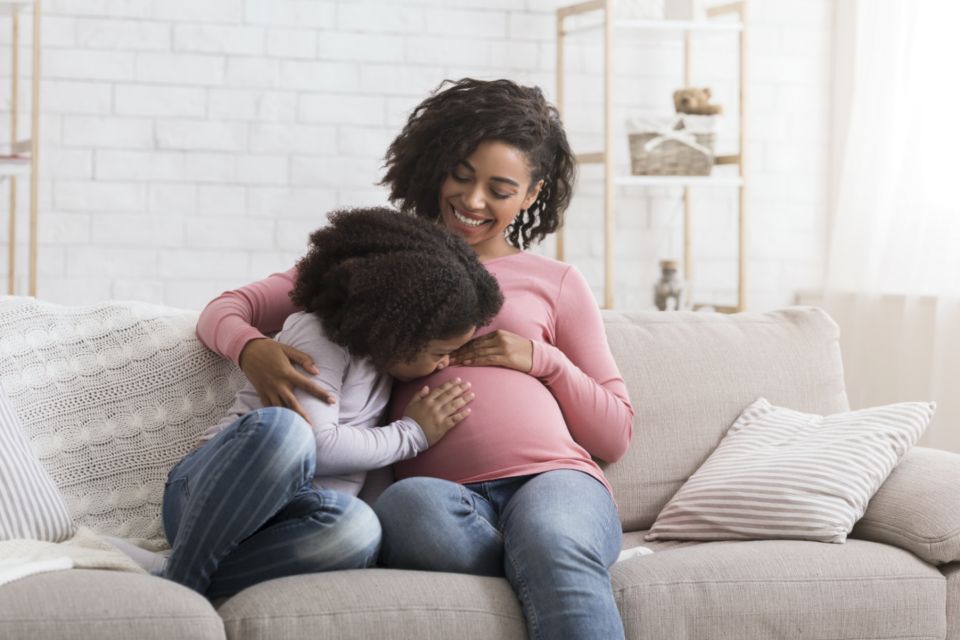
[391,365,591,484]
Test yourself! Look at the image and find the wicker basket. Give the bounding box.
[627,116,715,176]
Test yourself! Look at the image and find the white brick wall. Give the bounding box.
[2,0,832,311]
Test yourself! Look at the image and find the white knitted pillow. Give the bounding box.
[0,387,74,541]
[0,297,245,549]
[645,397,935,543]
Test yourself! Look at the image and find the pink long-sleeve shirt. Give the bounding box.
[196,251,634,495]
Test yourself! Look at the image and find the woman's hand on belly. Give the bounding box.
[448,329,533,373]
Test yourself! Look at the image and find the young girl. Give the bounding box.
[162,207,502,599]
[196,78,634,639]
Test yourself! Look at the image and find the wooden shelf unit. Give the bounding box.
[2,0,40,296]
[555,0,747,310]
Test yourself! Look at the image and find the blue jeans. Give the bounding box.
[374,470,624,640]
[161,407,381,599]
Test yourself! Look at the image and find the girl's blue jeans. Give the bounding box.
[161,407,381,599]
[373,469,625,640]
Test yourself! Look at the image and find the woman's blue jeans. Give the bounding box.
[161,407,381,599]
[374,470,625,640]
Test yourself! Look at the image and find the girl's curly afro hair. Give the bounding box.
[380,77,576,250]
[290,207,503,369]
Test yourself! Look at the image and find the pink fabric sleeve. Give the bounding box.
[528,265,634,463]
[195,267,302,366]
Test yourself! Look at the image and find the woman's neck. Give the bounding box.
[474,245,520,262]
[474,238,520,262]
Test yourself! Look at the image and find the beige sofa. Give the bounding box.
[0,298,958,640]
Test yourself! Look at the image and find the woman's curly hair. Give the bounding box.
[290,207,503,369]
[380,78,576,250]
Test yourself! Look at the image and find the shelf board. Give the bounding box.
[618,18,742,32]
[615,174,743,187]
[563,18,743,36]
[0,156,31,177]
[0,0,35,14]
[1,138,32,155]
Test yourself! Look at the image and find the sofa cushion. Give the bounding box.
[613,534,945,640]
[217,569,525,640]
[0,569,224,640]
[0,297,245,548]
[0,387,74,542]
[645,398,933,543]
[853,446,960,565]
[216,539,945,640]
[602,307,849,531]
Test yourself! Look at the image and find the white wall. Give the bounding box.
[0,0,833,312]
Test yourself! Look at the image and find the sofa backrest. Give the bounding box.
[602,307,849,531]
[0,298,849,544]
[0,297,245,549]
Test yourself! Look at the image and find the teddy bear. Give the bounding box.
[673,87,723,115]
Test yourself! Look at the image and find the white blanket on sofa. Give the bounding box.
[0,527,146,588]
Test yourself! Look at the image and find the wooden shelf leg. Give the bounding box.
[683,186,692,298]
[7,10,18,295]
[29,0,41,297]
[603,0,614,309]
[737,1,747,312]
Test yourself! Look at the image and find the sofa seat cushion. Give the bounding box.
[613,533,945,639]
[0,569,224,640]
[217,568,525,640]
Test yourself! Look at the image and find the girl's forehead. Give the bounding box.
[432,327,476,350]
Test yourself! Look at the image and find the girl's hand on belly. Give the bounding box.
[403,379,475,446]
[448,329,534,373]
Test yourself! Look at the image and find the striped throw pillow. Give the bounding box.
[0,388,74,542]
[645,398,935,544]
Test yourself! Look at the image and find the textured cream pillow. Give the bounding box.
[646,398,935,543]
[0,298,244,549]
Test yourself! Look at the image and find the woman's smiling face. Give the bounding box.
[438,139,543,260]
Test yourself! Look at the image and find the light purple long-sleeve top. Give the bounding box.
[199,311,428,497]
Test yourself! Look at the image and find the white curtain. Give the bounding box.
[824,0,960,451]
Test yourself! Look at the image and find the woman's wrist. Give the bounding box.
[238,337,270,370]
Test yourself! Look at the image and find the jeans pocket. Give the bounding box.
[164,476,189,497]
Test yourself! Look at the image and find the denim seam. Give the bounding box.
[458,486,503,542]
[504,534,541,640]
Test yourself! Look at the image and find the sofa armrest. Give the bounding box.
[852,446,960,565]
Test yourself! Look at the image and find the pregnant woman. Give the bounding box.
[196,78,634,639]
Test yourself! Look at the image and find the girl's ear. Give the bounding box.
[522,180,545,210]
